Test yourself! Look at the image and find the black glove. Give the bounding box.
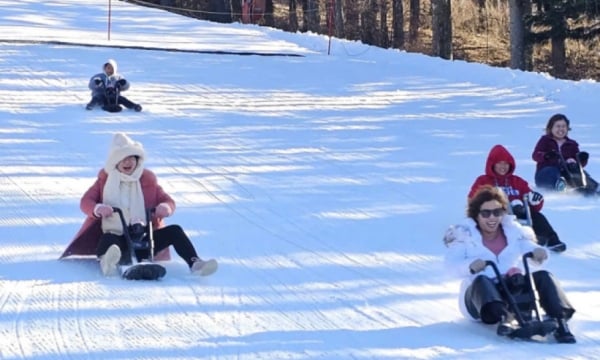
[512,204,526,218]
[93,78,102,86]
[116,79,127,88]
[577,151,589,163]
[544,150,558,160]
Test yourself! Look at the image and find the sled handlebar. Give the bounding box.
[112,207,157,262]
[469,252,534,276]
[471,251,535,327]
[111,207,156,233]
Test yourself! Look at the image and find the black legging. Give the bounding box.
[96,224,199,267]
[517,210,559,245]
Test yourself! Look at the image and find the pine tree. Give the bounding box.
[527,0,600,77]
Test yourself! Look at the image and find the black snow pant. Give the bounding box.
[88,93,138,109]
[96,224,199,268]
[465,272,575,323]
[516,210,561,247]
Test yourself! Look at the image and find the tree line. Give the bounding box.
[132,0,600,80]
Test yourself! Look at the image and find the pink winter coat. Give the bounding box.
[60,168,173,260]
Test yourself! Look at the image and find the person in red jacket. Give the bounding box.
[532,113,599,195]
[61,133,218,276]
[469,144,566,252]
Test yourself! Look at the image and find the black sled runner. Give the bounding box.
[112,207,166,280]
[483,252,557,340]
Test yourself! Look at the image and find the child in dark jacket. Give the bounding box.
[86,59,142,112]
[469,144,566,252]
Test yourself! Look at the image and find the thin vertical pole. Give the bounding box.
[327,0,333,55]
[108,0,112,41]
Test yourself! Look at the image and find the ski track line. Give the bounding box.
[165,146,428,330]
[161,277,216,343]
[59,281,94,358]
[8,281,37,359]
[74,281,96,358]
[164,147,335,258]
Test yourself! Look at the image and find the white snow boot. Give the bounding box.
[191,258,218,276]
[100,244,121,276]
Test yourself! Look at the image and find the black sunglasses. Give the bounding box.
[479,208,505,218]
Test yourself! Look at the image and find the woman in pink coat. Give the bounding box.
[61,133,217,277]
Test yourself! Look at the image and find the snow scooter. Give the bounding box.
[112,207,166,280]
[508,193,533,227]
[559,152,587,191]
[483,252,557,340]
[101,84,122,113]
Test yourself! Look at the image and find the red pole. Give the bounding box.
[327,0,333,55]
[108,0,112,41]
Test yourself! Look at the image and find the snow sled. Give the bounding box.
[508,193,533,227]
[559,152,587,190]
[101,85,122,113]
[112,207,166,281]
[555,152,600,196]
[483,252,557,340]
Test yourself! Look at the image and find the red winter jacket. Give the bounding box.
[60,168,173,259]
[468,144,543,212]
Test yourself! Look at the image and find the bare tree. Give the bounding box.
[431,0,452,59]
[361,0,378,45]
[289,0,298,32]
[379,0,389,47]
[408,0,420,45]
[334,0,345,37]
[344,0,360,39]
[230,0,242,22]
[264,0,274,26]
[509,0,530,70]
[392,0,404,49]
[305,0,321,32]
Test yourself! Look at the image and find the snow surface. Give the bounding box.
[1,0,600,359]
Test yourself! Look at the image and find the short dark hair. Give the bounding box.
[545,113,571,136]
[467,185,508,221]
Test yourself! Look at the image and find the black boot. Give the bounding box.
[546,234,567,253]
[554,318,576,344]
[497,312,519,336]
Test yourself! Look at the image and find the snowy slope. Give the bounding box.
[1,0,600,359]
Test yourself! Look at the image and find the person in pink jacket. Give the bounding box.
[469,144,566,252]
[61,133,217,277]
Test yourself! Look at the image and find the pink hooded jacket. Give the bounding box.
[60,168,172,260]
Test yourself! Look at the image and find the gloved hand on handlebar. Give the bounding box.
[155,202,172,218]
[532,248,548,264]
[94,203,113,218]
[469,259,487,274]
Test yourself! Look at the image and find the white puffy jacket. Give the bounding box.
[443,214,546,319]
